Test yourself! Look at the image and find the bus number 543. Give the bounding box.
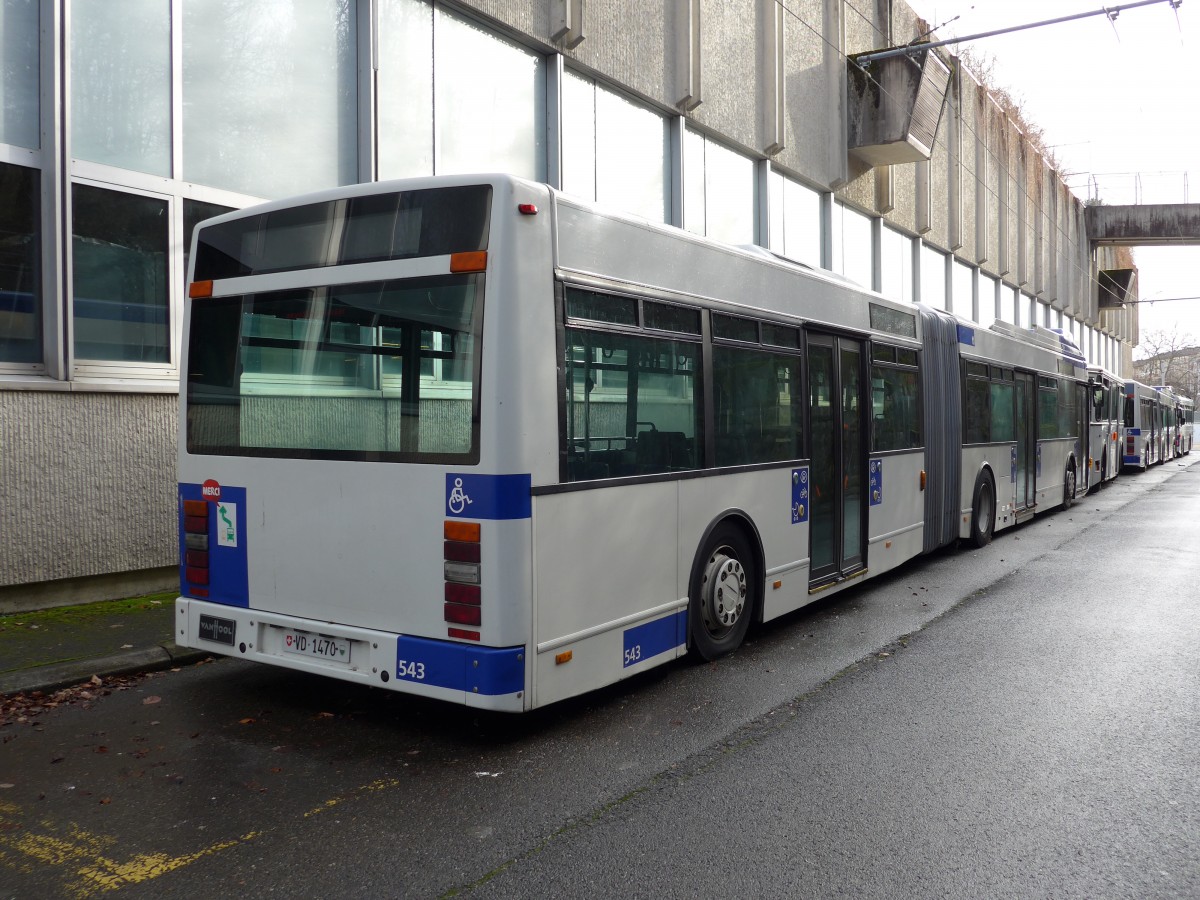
[623,645,642,667]
[398,660,426,680]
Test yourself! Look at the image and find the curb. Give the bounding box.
[0,644,212,697]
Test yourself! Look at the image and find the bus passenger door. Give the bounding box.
[807,333,866,587]
[1014,371,1036,513]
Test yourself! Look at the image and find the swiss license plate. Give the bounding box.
[282,630,351,664]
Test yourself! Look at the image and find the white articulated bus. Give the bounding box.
[1087,366,1123,489]
[1123,380,1163,470]
[176,174,1086,711]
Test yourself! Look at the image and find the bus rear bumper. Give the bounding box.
[175,597,529,712]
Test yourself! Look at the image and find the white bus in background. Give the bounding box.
[175,174,1087,712]
[1180,395,1195,455]
[1123,380,1163,470]
[1087,366,1123,489]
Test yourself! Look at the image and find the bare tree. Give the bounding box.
[1133,327,1200,397]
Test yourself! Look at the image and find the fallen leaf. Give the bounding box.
[239,718,255,725]
[142,696,162,706]
[0,783,14,789]
[99,797,112,805]
[121,644,133,650]
[90,676,102,686]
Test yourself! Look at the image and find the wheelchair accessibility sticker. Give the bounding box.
[445,473,532,520]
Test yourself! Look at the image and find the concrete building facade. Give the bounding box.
[0,0,1138,607]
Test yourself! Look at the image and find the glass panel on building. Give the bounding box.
[832,203,872,289]
[768,171,821,268]
[561,72,667,222]
[377,0,434,178]
[72,0,170,175]
[594,83,667,222]
[977,273,997,329]
[879,225,913,304]
[0,0,40,150]
[183,198,236,287]
[183,0,358,198]
[72,184,169,363]
[434,7,545,181]
[0,161,40,363]
[951,259,974,321]
[920,244,946,310]
[560,69,597,201]
[684,128,753,245]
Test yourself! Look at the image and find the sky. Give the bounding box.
[904,0,1200,352]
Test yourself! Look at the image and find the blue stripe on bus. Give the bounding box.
[1127,428,1142,436]
[956,323,976,346]
[445,473,532,519]
[623,610,688,667]
[395,636,525,695]
[1124,455,1141,464]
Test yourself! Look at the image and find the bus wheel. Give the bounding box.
[1062,462,1076,510]
[969,471,995,548]
[689,523,755,661]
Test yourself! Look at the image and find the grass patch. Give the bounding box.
[0,591,177,632]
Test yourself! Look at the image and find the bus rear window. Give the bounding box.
[186,275,481,463]
[193,185,491,279]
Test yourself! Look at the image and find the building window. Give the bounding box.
[768,171,822,268]
[182,199,236,288]
[1000,284,1018,326]
[831,202,873,289]
[977,273,997,329]
[0,161,40,364]
[71,183,169,364]
[951,260,974,321]
[377,0,546,183]
[920,244,947,310]
[0,0,39,150]
[72,0,171,176]
[879,225,913,304]
[561,70,668,223]
[684,128,755,245]
[183,0,358,199]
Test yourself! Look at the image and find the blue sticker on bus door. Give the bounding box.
[869,459,883,506]
[791,467,810,524]
[622,611,687,667]
[445,473,532,520]
[1010,446,1017,484]
[1036,444,1042,478]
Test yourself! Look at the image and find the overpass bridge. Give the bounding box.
[1087,203,1200,245]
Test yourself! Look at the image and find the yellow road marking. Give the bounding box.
[304,777,401,818]
[0,776,403,895]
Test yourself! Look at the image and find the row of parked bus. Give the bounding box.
[1087,369,1194,481]
[175,174,1195,710]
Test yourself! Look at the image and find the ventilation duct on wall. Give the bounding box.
[847,47,952,167]
[1098,268,1136,308]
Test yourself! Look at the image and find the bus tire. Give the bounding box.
[1062,461,1076,510]
[969,471,995,548]
[688,522,756,661]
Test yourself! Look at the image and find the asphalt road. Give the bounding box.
[2,458,1197,899]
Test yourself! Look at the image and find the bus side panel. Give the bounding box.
[958,446,1016,537]
[865,452,925,577]
[1036,438,1074,509]
[531,482,683,708]
[677,469,805,624]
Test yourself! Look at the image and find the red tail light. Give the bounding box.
[445,520,481,638]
